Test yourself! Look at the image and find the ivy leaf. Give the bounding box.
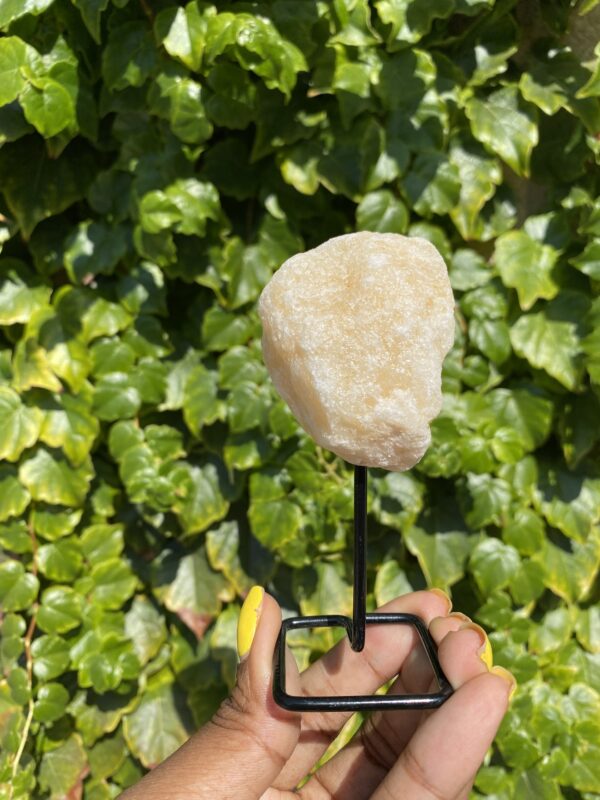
[249,491,303,550]
[157,547,229,639]
[487,389,553,451]
[64,220,129,284]
[73,0,110,43]
[90,558,137,610]
[0,37,27,105]
[124,596,167,666]
[463,474,512,529]
[117,262,166,317]
[139,178,220,237]
[404,527,472,588]
[495,230,559,310]
[470,538,521,594]
[533,538,600,603]
[0,466,30,523]
[510,292,590,390]
[0,260,51,325]
[465,86,538,176]
[123,681,190,769]
[356,189,409,233]
[19,448,92,506]
[38,538,83,582]
[0,560,39,611]
[19,77,76,139]
[36,586,83,634]
[0,136,95,238]
[206,521,253,596]
[404,153,461,216]
[0,386,42,461]
[202,306,256,351]
[182,364,224,436]
[81,523,123,566]
[38,734,88,799]
[33,682,70,723]
[570,240,600,281]
[102,21,157,91]
[173,463,230,535]
[0,0,55,28]
[149,72,213,145]
[575,607,600,653]
[39,392,99,466]
[469,318,511,364]
[205,63,256,130]
[31,635,70,681]
[374,0,455,45]
[92,373,141,421]
[374,559,413,605]
[154,3,208,72]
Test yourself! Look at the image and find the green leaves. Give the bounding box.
[0,1,598,796]
[0,137,95,237]
[0,37,27,105]
[19,448,92,506]
[139,179,220,237]
[0,387,42,461]
[465,86,538,176]
[0,561,39,611]
[102,22,157,91]
[495,230,559,310]
[510,293,590,390]
[123,682,190,769]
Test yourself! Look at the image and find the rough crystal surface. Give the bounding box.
[258,232,455,471]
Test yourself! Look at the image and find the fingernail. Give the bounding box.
[459,622,493,670]
[429,588,452,613]
[490,665,517,703]
[237,586,264,660]
[448,611,470,623]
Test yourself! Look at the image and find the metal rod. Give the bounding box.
[352,465,367,652]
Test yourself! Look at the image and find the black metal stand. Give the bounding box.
[273,465,454,712]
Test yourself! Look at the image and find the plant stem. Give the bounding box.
[8,525,39,799]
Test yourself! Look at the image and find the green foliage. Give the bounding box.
[0,1,599,797]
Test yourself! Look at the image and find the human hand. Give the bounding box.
[120,588,515,800]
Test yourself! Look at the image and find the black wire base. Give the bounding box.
[271,465,454,712]
[273,612,453,712]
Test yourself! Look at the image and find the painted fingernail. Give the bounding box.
[429,588,452,613]
[490,665,517,703]
[237,586,264,660]
[459,622,493,670]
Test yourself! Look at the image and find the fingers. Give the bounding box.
[371,671,513,800]
[273,590,451,790]
[300,614,507,799]
[121,589,301,800]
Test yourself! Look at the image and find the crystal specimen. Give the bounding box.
[258,232,455,471]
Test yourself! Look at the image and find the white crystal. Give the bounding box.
[258,232,455,471]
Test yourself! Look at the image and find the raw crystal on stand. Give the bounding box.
[258,232,455,471]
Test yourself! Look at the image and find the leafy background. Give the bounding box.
[0,0,599,797]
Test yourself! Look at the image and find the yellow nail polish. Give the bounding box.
[430,587,452,613]
[491,665,517,703]
[460,622,493,670]
[237,586,264,659]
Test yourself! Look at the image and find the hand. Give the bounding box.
[120,589,516,800]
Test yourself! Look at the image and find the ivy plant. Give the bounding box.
[0,0,600,798]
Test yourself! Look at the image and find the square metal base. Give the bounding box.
[273,612,453,712]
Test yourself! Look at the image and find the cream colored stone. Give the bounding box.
[258,232,455,471]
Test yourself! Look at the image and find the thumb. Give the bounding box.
[203,586,302,797]
[122,587,302,800]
